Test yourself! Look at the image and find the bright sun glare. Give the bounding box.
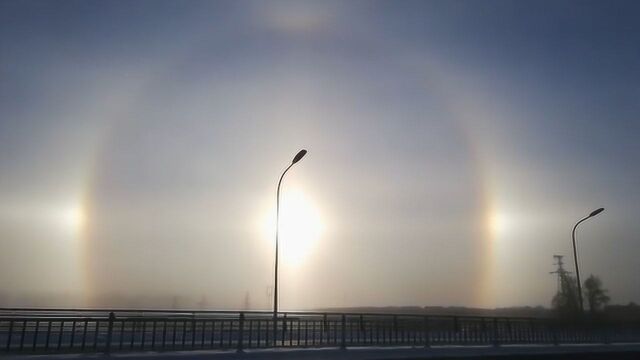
[488,210,510,239]
[59,204,86,235]
[263,189,323,266]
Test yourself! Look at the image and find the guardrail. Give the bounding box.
[1,308,639,354]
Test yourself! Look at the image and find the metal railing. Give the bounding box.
[1,308,639,354]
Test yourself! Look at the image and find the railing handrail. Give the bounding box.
[0,307,550,322]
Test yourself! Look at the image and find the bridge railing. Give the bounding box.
[1,308,639,354]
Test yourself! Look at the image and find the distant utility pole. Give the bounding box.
[197,295,209,310]
[243,291,251,311]
[549,255,571,293]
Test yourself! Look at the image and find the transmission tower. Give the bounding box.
[549,255,571,293]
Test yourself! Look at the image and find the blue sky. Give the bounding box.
[1,0,639,309]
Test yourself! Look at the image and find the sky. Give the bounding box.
[1,0,639,310]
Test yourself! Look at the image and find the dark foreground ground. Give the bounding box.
[4,344,640,360]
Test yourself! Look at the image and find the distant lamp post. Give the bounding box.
[572,207,604,313]
[273,150,307,324]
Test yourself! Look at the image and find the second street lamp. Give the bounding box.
[273,149,307,336]
[572,207,604,313]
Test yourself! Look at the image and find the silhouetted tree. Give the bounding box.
[584,275,610,314]
[552,274,580,318]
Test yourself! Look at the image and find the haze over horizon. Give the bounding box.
[1,0,640,311]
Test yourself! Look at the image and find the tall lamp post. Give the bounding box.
[273,150,307,331]
[572,207,604,313]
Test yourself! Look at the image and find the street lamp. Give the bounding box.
[572,207,604,313]
[273,150,307,325]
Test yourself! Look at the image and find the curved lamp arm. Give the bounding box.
[571,207,604,313]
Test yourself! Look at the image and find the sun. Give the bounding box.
[488,210,512,240]
[60,203,86,235]
[262,188,323,266]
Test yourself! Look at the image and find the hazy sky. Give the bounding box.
[1,0,639,310]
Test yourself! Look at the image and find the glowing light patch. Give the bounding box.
[60,204,86,235]
[0,201,86,236]
[489,211,510,239]
[262,189,324,266]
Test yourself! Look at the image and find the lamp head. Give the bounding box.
[292,149,307,164]
[589,208,605,217]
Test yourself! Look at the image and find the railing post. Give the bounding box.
[453,316,459,344]
[33,320,40,350]
[551,320,559,346]
[20,320,26,350]
[282,313,287,346]
[237,312,245,353]
[393,315,398,345]
[6,320,14,351]
[359,314,364,344]
[45,321,52,349]
[323,313,328,334]
[271,314,277,347]
[105,312,115,355]
[602,324,611,345]
[481,317,487,344]
[492,318,499,347]
[529,319,534,343]
[423,316,430,348]
[340,314,347,350]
